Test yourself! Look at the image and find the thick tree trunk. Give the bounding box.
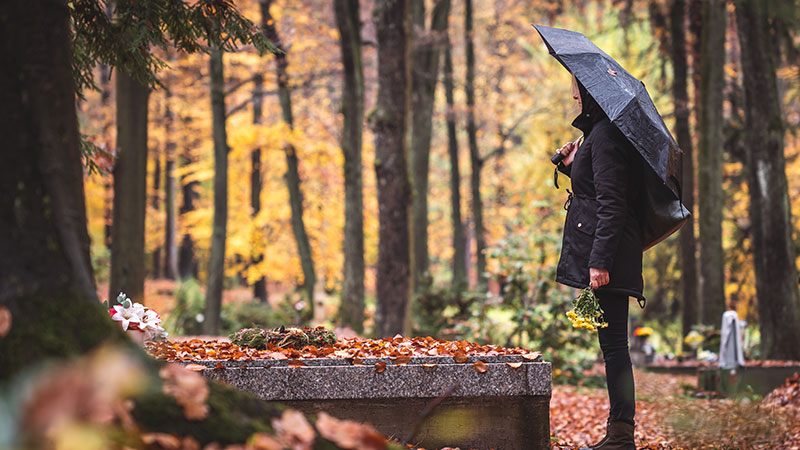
[697,0,726,326]
[444,34,466,288]
[409,0,450,292]
[372,0,411,337]
[110,71,150,303]
[669,0,699,348]
[261,0,316,308]
[152,146,162,278]
[251,72,268,304]
[464,0,485,288]
[0,7,357,445]
[203,47,229,335]
[735,0,800,360]
[0,0,122,380]
[334,0,365,332]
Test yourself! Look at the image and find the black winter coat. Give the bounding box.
[555,100,646,304]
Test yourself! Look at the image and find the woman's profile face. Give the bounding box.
[571,75,582,110]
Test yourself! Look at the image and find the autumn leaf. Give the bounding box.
[393,355,411,365]
[272,409,315,450]
[353,357,363,366]
[141,433,181,449]
[184,364,207,372]
[506,362,523,369]
[159,363,209,421]
[453,352,468,363]
[247,432,283,450]
[374,361,386,373]
[288,359,306,368]
[522,352,542,361]
[214,362,225,370]
[472,361,488,373]
[421,363,437,371]
[315,412,387,450]
[0,306,11,338]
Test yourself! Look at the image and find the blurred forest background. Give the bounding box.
[78,0,800,371]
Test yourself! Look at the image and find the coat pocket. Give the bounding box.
[572,200,597,236]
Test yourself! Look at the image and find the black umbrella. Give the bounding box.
[534,24,689,249]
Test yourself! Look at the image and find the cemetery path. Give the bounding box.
[548,369,800,450]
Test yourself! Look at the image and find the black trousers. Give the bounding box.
[597,291,635,426]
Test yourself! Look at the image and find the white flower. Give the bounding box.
[139,309,162,331]
[111,304,142,331]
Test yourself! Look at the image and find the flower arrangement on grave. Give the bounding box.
[230,325,336,350]
[106,292,168,342]
[565,287,608,332]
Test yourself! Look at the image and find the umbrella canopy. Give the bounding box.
[533,24,683,199]
[534,24,690,249]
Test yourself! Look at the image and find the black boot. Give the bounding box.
[578,421,635,450]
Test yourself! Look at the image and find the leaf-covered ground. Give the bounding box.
[550,368,800,450]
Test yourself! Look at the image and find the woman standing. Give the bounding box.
[554,75,644,450]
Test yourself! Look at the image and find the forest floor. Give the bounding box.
[549,369,800,450]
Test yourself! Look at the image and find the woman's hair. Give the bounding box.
[576,79,606,120]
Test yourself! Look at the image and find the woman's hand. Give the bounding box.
[589,267,609,289]
[558,139,580,166]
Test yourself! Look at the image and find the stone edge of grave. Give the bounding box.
[193,359,552,401]
[183,353,540,367]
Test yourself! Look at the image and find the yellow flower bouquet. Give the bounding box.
[566,287,608,332]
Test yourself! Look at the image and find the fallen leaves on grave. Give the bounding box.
[146,336,541,364]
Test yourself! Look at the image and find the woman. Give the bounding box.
[554,75,645,450]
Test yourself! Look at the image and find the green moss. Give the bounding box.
[0,290,130,382]
[230,326,336,350]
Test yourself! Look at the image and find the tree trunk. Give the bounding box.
[110,71,150,303]
[409,0,450,292]
[251,72,268,304]
[464,0,485,288]
[203,47,229,335]
[261,0,316,308]
[735,0,800,360]
[164,90,178,280]
[152,145,162,278]
[0,7,357,445]
[334,0,365,332]
[178,143,199,279]
[0,0,121,380]
[697,0,726,326]
[444,33,466,288]
[669,0,699,348]
[372,0,411,337]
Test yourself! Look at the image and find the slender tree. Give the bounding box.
[735,0,800,360]
[151,146,162,278]
[464,0,486,288]
[334,0,365,332]
[261,0,316,308]
[250,72,268,303]
[669,0,699,346]
[372,0,411,337]
[409,0,450,293]
[203,47,229,335]
[443,32,466,287]
[697,0,726,326]
[109,71,149,303]
[163,79,178,280]
[178,140,199,279]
